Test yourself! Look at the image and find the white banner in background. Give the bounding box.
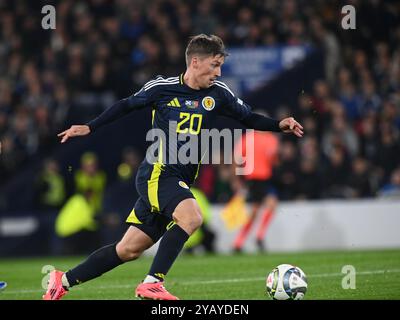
[210,199,400,253]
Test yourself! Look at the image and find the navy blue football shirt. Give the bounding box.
[87,73,280,184]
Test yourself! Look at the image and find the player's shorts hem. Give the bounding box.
[164,192,195,216]
[126,193,194,243]
[129,223,161,243]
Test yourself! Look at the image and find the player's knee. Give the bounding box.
[188,211,203,231]
[173,198,203,234]
[174,209,203,235]
[116,242,143,262]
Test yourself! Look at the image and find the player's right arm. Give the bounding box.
[58,82,157,143]
[215,81,303,137]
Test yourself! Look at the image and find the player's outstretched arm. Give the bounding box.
[57,91,150,144]
[240,112,304,137]
[57,125,91,143]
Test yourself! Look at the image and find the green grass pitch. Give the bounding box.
[1,249,399,300]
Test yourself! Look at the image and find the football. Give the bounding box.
[266,264,308,300]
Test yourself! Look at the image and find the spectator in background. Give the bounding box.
[34,104,53,147]
[337,67,360,121]
[34,158,67,211]
[296,93,315,119]
[375,125,400,181]
[193,0,218,35]
[55,188,99,255]
[0,110,8,137]
[311,79,331,114]
[12,106,38,156]
[347,157,373,198]
[0,134,24,181]
[74,152,107,214]
[379,168,400,198]
[52,82,72,129]
[274,139,299,200]
[359,114,379,163]
[309,17,341,86]
[120,8,145,41]
[297,157,322,199]
[357,79,382,116]
[323,146,351,198]
[34,158,67,255]
[297,136,322,199]
[322,102,359,158]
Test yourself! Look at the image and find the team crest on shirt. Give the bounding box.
[178,181,189,189]
[201,96,215,111]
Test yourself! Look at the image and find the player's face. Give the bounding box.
[194,54,225,88]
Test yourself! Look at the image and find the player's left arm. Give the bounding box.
[216,82,303,137]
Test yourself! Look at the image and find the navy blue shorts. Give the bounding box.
[246,179,277,203]
[125,162,194,243]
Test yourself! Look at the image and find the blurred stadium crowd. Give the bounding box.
[1,0,400,205]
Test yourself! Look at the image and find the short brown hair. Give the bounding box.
[185,34,228,67]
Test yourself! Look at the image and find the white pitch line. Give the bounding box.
[2,268,400,295]
[183,268,400,285]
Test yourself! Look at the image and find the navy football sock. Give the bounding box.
[65,242,123,287]
[148,224,189,281]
